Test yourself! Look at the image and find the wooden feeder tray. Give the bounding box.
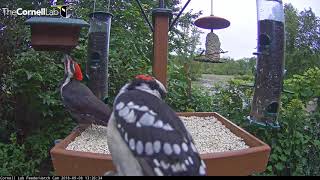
[194,16,230,30]
[26,17,89,51]
[50,112,270,176]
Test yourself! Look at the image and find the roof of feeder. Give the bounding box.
[194,16,230,30]
[26,17,89,27]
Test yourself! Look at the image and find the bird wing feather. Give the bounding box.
[62,80,111,125]
[113,90,205,176]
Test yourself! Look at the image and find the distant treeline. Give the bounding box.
[171,57,257,81]
[194,57,257,76]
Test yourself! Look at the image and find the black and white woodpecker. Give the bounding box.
[106,75,207,176]
[60,55,112,126]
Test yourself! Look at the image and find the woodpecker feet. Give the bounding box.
[72,124,89,133]
[104,171,118,176]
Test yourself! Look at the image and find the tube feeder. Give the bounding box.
[86,12,113,101]
[248,0,285,129]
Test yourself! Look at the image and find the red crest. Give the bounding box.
[135,74,154,81]
[74,62,83,81]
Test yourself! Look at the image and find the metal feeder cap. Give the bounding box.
[89,11,114,18]
[194,16,230,30]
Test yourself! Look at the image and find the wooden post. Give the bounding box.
[152,8,172,88]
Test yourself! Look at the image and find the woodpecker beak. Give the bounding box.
[64,55,72,75]
[155,79,167,95]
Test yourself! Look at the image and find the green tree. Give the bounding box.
[0,0,209,175]
[284,4,320,76]
[170,10,203,95]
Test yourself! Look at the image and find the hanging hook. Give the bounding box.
[107,0,111,12]
[93,0,96,12]
[211,0,214,16]
[92,0,96,19]
[159,0,165,8]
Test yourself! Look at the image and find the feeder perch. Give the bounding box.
[26,17,89,51]
[50,112,270,176]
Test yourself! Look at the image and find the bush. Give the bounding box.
[167,62,213,112]
[0,118,75,175]
[285,67,320,103]
[0,134,37,175]
[0,50,75,175]
[210,68,320,176]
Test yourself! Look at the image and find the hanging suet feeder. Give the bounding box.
[26,17,89,52]
[194,0,230,63]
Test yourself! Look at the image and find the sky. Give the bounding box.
[181,0,320,60]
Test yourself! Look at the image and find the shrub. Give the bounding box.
[167,62,213,112]
[210,68,320,176]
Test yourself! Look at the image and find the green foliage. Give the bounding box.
[0,134,37,175]
[0,0,206,175]
[171,10,202,58]
[0,118,75,175]
[4,51,66,130]
[284,4,320,76]
[0,0,319,176]
[210,76,254,122]
[210,68,320,176]
[266,99,309,176]
[0,49,76,175]
[195,57,256,76]
[285,67,320,103]
[167,63,213,112]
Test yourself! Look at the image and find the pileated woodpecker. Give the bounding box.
[60,55,112,126]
